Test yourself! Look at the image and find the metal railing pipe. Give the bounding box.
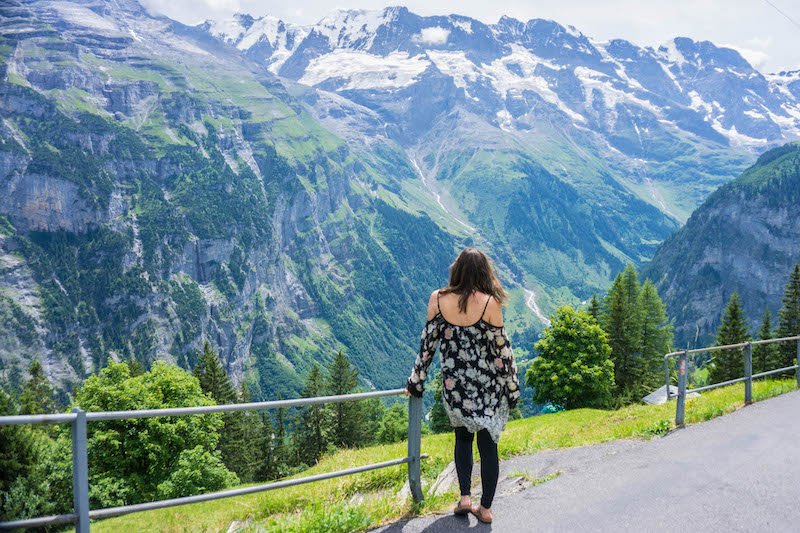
[664,355,671,400]
[88,455,426,520]
[687,376,748,394]
[0,412,77,426]
[0,514,77,530]
[752,364,800,380]
[86,388,406,421]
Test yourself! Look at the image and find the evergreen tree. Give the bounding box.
[193,342,236,404]
[776,264,800,373]
[588,293,601,322]
[294,364,329,465]
[753,308,777,374]
[709,293,751,383]
[602,264,643,400]
[526,306,614,409]
[324,350,363,448]
[638,280,673,393]
[272,396,291,476]
[428,370,450,434]
[193,342,251,480]
[19,360,55,416]
[126,356,145,377]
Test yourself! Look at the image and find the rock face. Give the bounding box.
[644,142,800,347]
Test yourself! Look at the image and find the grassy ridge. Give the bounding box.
[94,379,796,532]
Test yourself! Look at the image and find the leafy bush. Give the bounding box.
[527,306,614,409]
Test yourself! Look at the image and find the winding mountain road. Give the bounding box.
[377,389,800,532]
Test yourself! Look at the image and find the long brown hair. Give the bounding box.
[440,247,507,313]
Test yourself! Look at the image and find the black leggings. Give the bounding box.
[454,426,499,509]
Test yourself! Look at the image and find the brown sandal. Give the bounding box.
[471,504,493,524]
[453,501,472,516]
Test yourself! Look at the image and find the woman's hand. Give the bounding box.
[402,387,411,397]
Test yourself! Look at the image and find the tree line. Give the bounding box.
[707,264,800,383]
[0,344,413,522]
[526,264,674,409]
[526,263,800,410]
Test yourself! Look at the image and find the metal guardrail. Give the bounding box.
[664,335,800,426]
[0,388,426,532]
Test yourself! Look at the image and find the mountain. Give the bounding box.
[1,1,799,397]
[202,7,800,216]
[644,142,800,347]
[0,0,469,398]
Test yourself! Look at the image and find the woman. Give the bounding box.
[404,247,520,524]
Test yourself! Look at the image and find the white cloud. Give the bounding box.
[412,26,450,45]
[722,43,770,70]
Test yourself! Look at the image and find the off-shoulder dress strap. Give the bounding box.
[480,294,492,320]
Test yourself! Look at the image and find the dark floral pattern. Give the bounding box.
[406,312,520,442]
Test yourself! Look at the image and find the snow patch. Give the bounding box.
[299,50,430,90]
[48,2,120,33]
[452,20,473,34]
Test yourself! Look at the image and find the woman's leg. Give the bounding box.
[453,426,474,498]
[476,429,499,509]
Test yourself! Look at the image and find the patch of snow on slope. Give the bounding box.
[428,46,584,122]
[300,50,430,90]
[314,8,392,49]
[48,2,120,33]
[453,20,473,34]
[574,66,662,116]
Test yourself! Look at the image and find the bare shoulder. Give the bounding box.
[483,294,504,327]
[426,290,440,320]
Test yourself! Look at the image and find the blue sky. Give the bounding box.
[141,0,800,73]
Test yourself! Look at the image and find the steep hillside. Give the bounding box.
[644,142,800,347]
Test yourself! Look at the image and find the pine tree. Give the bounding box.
[193,342,236,404]
[776,264,800,373]
[193,342,251,480]
[324,350,363,448]
[710,293,751,383]
[360,397,385,446]
[753,308,777,374]
[294,364,329,465]
[272,396,291,476]
[602,264,643,400]
[588,293,601,322]
[19,360,55,415]
[638,280,673,394]
[428,370,450,434]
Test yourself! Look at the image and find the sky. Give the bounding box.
[140,0,800,73]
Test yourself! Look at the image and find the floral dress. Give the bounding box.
[406,295,521,443]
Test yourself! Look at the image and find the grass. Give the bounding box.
[93,379,796,533]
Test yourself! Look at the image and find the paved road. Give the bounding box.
[377,390,800,532]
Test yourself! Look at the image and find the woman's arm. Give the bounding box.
[486,298,520,408]
[494,327,521,408]
[405,291,441,397]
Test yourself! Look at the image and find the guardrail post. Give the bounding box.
[796,337,800,387]
[72,407,90,533]
[744,342,753,404]
[676,350,688,427]
[407,395,423,502]
[664,356,671,400]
